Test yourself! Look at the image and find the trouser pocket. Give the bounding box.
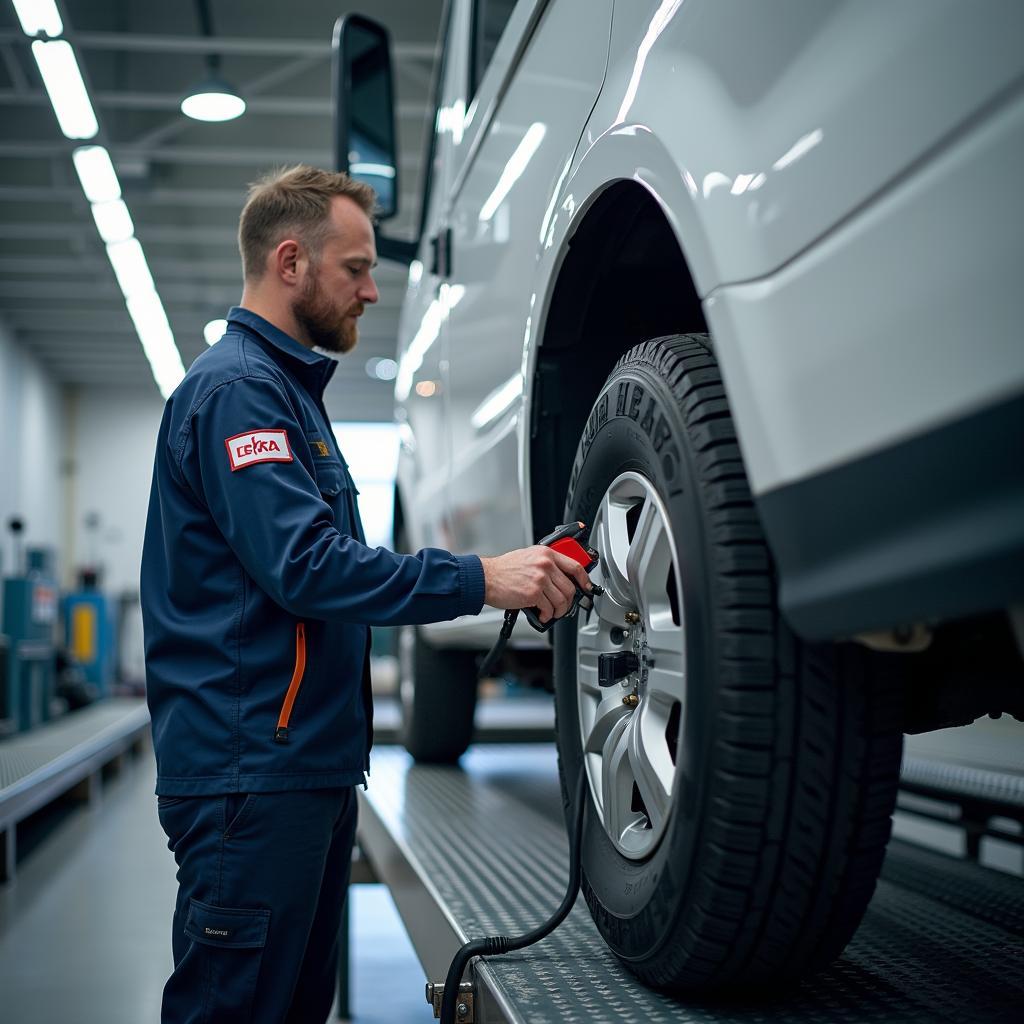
[175,898,270,1023]
[223,793,258,838]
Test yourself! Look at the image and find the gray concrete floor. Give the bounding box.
[0,746,434,1024]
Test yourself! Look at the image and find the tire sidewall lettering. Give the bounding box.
[559,364,713,936]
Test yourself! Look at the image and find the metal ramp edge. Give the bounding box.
[356,744,1024,1024]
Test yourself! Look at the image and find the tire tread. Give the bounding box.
[565,333,903,992]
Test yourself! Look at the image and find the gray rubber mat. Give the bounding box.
[364,746,1024,1023]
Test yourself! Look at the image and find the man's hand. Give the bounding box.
[479,546,594,623]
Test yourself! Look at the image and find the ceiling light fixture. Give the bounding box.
[30,39,98,139]
[126,290,187,400]
[105,238,155,299]
[13,1,186,398]
[72,145,121,203]
[203,319,228,346]
[90,198,134,244]
[11,0,63,37]
[181,0,245,123]
[181,77,245,122]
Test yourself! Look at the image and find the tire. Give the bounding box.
[554,335,903,992]
[394,526,479,763]
[397,624,478,763]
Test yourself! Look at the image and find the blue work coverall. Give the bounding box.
[141,306,485,1022]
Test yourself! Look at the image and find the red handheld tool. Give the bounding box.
[478,521,603,678]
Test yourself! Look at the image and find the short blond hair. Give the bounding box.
[238,165,377,281]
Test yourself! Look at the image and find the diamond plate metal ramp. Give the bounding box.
[357,745,1024,1023]
[0,698,150,883]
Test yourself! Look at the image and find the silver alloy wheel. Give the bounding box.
[577,471,686,859]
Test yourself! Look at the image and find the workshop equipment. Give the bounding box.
[2,521,58,735]
[477,521,603,678]
[64,568,116,697]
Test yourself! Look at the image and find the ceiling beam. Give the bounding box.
[0,141,423,170]
[0,30,437,61]
[0,255,106,276]
[0,221,240,243]
[0,279,406,308]
[0,280,238,302]
[1,43,29,92]
[0,185,421,214]
[11,311,403,336]
[127,52,325,150]
[0,89,427,119]
[0,255,410,283]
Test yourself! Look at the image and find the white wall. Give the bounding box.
[0,316,67,576]
[68,387,165,595]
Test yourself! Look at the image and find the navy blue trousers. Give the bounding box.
[157,787,357,1024]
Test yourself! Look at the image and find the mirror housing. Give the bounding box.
[333,13,417,264]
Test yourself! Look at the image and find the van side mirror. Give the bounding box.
[333,13,399,221]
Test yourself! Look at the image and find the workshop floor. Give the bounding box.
[0,746,434,1024]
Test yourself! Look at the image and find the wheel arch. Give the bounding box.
[528,178,709,540]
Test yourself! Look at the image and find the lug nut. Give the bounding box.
[457,1002,470,1018]
[625,610,640,624]
[623,693,639,708]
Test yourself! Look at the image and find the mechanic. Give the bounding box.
[140,165,593,1024]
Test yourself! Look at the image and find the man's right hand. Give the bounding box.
[479,546,594,624]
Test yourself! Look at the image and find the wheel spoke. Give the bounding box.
[594,494,631,606]
[601,718,637,845]
[625,494,666,602]
[645,663,686,708]
[629,708,671,833]
[577,645,602,696]
[584,690,631,753]
[645,613,685,704]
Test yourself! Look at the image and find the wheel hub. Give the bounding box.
[575,472,686,860]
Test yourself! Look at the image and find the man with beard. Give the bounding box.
[140,165,591,1023]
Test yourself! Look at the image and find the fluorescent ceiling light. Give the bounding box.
[126,290,186,400]
[30,39,97,139]
[72,146,121,203]
[181,78,246,122]
[105,237,188,399]
[105,238,154,298]
[12,0,63,37]
[90,198,134,244]
[204,319,227,346]
[26,17,186,401]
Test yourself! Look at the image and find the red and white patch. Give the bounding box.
[224,429,293,471]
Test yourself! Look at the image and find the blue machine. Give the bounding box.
[63,569,116,696]
[1,546,58,735]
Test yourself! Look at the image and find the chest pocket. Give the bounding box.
[310,449,364,543]
[306,431,358,496]
[312,459,346,498]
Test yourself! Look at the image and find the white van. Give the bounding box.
[335,0,1024,993]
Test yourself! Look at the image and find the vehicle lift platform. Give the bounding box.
[355,742,1023,1024]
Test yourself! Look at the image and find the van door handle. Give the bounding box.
[429,227,452,277]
